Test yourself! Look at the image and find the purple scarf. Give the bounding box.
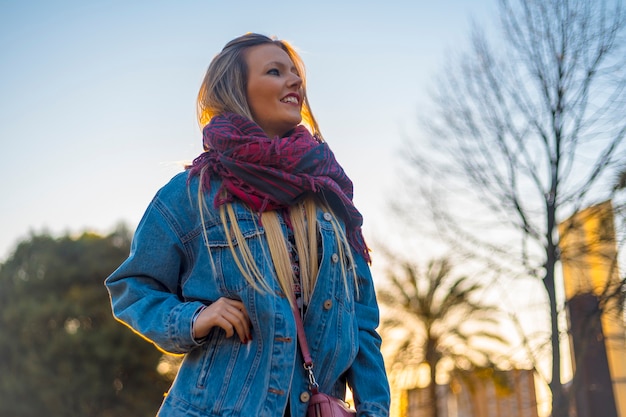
[187,113,370,263]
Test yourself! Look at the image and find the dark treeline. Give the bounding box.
[0,226,172,417]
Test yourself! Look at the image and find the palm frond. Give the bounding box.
[378,256,510,382]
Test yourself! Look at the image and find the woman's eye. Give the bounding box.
[267,68,280,76]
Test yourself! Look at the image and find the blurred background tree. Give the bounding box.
[396,0,626,416]
[378,257,507,417]
[613,167,626,315]
[0,225,172,417]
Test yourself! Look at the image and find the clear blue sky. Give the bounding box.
[0,0,496,261]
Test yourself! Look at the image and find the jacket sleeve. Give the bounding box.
[347,254,391,416]
[105,195,205,354]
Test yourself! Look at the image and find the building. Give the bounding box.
[394,367,538,417]
[558,200,626,417]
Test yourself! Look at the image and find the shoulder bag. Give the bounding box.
[291,299,356,417]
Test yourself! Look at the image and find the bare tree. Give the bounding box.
[401,1,626,416]
[612,168,626,316]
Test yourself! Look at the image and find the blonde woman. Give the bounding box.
[105,33,390,417]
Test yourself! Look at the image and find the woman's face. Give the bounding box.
[244,43,303,138]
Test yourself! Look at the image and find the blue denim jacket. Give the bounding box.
[105,171,390,417]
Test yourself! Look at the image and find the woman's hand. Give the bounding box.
[193,298,252,343]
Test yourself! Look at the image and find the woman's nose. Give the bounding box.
[288,72,302,88]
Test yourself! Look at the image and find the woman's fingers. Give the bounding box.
[222,306,250,342]
[221,299,251,341]
[195,298,252,343]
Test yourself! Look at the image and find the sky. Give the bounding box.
[0,0,497,263]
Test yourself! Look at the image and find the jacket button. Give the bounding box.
[323,212,332,221]
[300,391,311,402]
[324,299,333,310]
[331,253,339,263]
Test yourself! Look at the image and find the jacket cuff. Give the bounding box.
[167,301,207,351]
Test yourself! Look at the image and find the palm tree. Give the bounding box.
[378,257,507,417]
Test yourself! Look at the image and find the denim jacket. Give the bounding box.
[105,171,390,417]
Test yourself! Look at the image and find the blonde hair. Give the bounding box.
[194,34,357,304]
[196,186,356,305]
[197,33,323,141]
[227,198,356,304]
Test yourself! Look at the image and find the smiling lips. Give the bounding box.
[280,93,300,105]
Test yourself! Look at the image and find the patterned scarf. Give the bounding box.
[187,112,370,263]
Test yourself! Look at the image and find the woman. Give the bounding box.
[105,33,390,417]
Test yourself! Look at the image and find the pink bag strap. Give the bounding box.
[291,296,320,394]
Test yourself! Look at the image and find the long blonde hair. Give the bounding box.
[194,34,356,304]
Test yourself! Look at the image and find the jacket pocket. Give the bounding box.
[192,329,262,414]
[198,211,272,295]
